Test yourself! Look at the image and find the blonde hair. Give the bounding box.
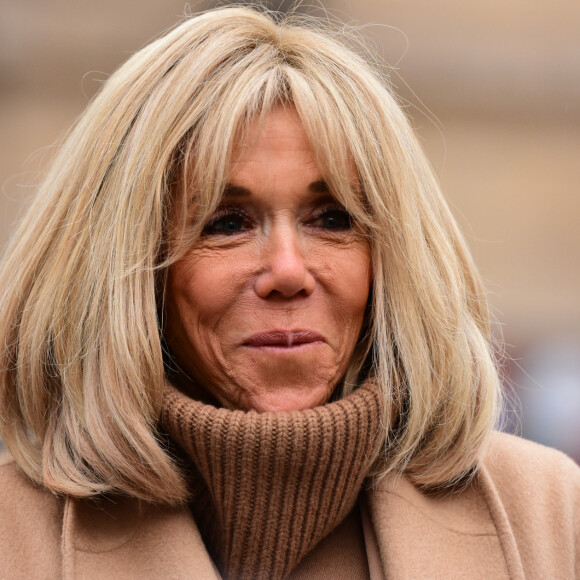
[0,6,501,503]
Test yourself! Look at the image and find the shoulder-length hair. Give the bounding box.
[0,6,501,503]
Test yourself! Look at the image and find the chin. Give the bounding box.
[239,384,335,413]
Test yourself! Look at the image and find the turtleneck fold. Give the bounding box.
[161,381,382,580]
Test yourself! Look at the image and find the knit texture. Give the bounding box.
[161,381,382,580]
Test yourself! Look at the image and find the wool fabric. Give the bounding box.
[161,380,382,580]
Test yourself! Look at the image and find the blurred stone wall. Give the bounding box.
[1,0,579,458]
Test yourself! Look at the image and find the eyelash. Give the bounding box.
[314,207,353,230]
[202,208,251,236]
[202,205,353,236]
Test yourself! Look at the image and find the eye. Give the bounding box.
[312,207,353,230]
[202,208,251,236]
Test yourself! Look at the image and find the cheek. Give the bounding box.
[164,258,214,361]
[167,255,232,323]
[331,244,372,319]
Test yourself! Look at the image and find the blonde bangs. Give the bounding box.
[169,52,370,256]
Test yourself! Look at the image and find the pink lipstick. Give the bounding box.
[244,330,324,348]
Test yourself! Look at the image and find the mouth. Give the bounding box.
[244,330,325,348]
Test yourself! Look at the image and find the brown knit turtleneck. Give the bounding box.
[161,381,382,580]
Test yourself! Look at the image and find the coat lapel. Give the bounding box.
[62,495,221,579]
[364,467,525,579]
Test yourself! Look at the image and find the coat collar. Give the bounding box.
[62,466,524,579]
[363,465,526,580]
[61,495,221,579]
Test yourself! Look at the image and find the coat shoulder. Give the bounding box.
[0,451,62,512]
[483,430,580,496]
[0,452,64,577]
[482,432,580,578]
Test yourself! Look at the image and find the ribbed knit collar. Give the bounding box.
[161,380,382,580]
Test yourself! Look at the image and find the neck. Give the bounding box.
[161,379,383,579]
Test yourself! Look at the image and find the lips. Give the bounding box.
[244,330,325,348]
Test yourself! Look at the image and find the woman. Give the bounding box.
[0,6,578,579]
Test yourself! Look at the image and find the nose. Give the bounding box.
[254,225,315,299]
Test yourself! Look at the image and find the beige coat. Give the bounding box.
[1,431,578,579]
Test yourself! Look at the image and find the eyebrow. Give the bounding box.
[222,180,331,198]
[222,184,251,198]
[309,180,331,194]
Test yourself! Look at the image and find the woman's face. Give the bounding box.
[165,107,371,412]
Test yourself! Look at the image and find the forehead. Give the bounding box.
[225,109,328,207]
[228,107,359,199]
[231,107,313,164]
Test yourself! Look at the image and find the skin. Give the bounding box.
[165,107,371,412]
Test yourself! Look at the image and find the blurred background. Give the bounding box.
[1,0,579,460]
